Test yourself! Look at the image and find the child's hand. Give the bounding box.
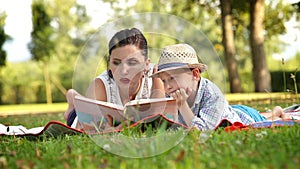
[170,88,192,108]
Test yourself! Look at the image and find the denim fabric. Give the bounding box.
[231,105,267,122]
[67,109,77,127]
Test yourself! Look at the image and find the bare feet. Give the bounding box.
[268,106,291,120]
[262,106,285,121]
[272,106,283,117]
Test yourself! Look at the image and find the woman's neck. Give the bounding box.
[119,79,142,104]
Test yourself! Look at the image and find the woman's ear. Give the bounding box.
[145,58,150,71]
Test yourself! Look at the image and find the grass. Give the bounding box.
[0,102,300,169]
[1,92,299,116]
[0,103,68,116]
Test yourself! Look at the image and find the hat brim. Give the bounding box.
[150,63,208,78]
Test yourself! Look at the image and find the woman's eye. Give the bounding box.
[112,60,121,65]
[128,60,138,66]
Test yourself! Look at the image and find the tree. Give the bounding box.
[28,0,55,104]
[1,61,42,104]
[28,0,90,103]
[249,0,271,92]
[0,12,7,67]
[46,0,90,96]
[0,12,10,104]
[220,0,242,93]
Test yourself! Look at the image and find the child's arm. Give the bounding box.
[173,85,229,131]
[170,88,195,127]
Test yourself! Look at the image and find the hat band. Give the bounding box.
[158,62,188,71]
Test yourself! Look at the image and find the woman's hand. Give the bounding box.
[104,115,132,131]
[151,64,165,98]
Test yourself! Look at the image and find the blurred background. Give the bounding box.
[0,0,299,105]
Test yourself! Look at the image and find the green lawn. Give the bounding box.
[0,95,300,169]
[0,92,299,116]
[0,103,67,116]
[1,112,300,169]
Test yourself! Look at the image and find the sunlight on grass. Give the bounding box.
[225,92,299,101]
[0,103,68,116]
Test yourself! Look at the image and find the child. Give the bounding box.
[151,43,289,131]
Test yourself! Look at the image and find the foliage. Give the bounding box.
[28,0,54,62]
[0,61,43,104]
[0,12,9,67]
[0,12,12,105]
[25,0,93,104]
[102,0,300,92]
[270,70,300,92]
[1,0,300,104]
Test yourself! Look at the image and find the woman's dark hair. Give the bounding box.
[108,28,148,60]
[107,28,148,78]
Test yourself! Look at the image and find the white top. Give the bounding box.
[71,64,154,128]
[96,64,154,106]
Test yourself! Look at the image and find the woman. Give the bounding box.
[64,28,164,129]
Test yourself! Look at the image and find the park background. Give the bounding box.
[0,0,299,105]
[1,1,300,168]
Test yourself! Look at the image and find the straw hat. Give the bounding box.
[151,44,208,78]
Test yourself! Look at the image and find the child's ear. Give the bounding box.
[192,68,200,78]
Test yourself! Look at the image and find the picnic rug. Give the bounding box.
[1,118,300,139]
[0,121,83,139]
[2,104,299,138]
[0,113,188,139]
[224,120,300,132]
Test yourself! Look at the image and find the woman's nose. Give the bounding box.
[120,63,129,75]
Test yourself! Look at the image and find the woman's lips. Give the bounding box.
[120,78,130,84]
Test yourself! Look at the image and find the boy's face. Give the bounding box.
[159,69,195,96]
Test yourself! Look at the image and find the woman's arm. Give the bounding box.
[85,78,107,101]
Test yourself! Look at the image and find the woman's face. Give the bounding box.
[109,45,149,89]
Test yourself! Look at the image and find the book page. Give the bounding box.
[124,98,178,122]
[74,95,127,133]
[74,96,179,131]
[75,95,124,110]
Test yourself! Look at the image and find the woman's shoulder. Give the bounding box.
[97,70,117,86]
[96,70,109,79]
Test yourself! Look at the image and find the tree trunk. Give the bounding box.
[15,85,21,104]
[249,0,271,92]
[220,0,242,93]
[43,63,52,104]
[0,68,3,104]
[0,80,3,104]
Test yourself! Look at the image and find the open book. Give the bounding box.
[73,95,185,133]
